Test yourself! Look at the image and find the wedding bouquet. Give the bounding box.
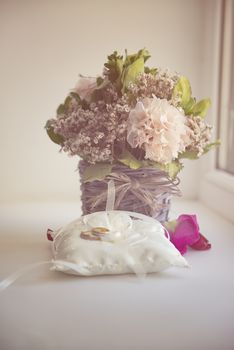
[45,49,219,221]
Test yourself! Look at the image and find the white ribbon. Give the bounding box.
[0,261,52,293]
[105,179,116,211]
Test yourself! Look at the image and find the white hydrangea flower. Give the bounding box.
[127,97,188,164]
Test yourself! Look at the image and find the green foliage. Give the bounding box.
[104,51,124,89]
[190,98,211,118]
[83,163,113,183]
[144,66,157,75]
[203,140,221,154]
[139,159,183,179]
[56,95,73,116]
[179,149,199,160]
[173,76,192,110]
[173,77,211,117]
[122,57,145,92]
[104,48,153,94]
[154,160,183,179]
[45,121,64,145]
[183,97,196,115]
[179,140,220,160]
[57,92,89,114]
[56,104,66,115]
[118,149,143,170]
[96,76,104,86]
[116,143,184,178]
[64,95,72,110]
[70,92,81,103]
[117,149,183,179]
[121,49,151,92]
[124,48,150,66]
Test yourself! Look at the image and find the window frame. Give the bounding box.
[199,0,234,223]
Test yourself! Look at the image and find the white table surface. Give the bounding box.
[0,199,234,350]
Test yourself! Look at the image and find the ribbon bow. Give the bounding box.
[85,168,180,218]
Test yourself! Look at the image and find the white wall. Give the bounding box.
[0,0,213,202]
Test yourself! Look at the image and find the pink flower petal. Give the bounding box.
[47,229,54,241]
[165,214,212,255]
[169,214,200,255]
[190,233,211,250]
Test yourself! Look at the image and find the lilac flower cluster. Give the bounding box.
[128,70,179,103]
[51,84,130,163]
[186,116,212,156]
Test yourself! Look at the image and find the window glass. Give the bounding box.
[217,0,234,175]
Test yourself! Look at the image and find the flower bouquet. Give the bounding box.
[45,49,218,222]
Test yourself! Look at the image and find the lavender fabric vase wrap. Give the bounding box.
[79,161,181,223]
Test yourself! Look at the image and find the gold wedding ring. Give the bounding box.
[80,227,109,241]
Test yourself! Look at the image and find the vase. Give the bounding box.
[79,160,180,223]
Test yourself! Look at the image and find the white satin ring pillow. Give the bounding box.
[50,210,188,276]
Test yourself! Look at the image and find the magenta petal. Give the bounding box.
[169,215,200,255]
[190,233,211,250]
[165,214,211,255]
[47,229,54,241]
[173,242,188,255]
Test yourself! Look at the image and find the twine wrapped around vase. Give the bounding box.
[79,161,181,223]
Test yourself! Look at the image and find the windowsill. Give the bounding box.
[0,199,233,350]
[204,169,234,194]
[200,169,234,223]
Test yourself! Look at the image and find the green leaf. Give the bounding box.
[164,161,183,179]
[179,140,220,160]
[178,149,199,160]
[118,149,143,170]
[190,98,211,117]
[173,76,192,109]
[45,121,64,145]
[144,66,157,76]
[118,149,183,178]
[124,48,151,66]
[56,104,66,115]
[184,97,196,114]
[173,77,211,117]
[203,140,221,154]
[104,48,151,93]
[83,163,113,183]
[157,160,183,179]
[57,93,82,116]
[96,76,104,86]
[138,48,151,63]
[70,92,81,103]
[64,96,72,110]
[122,57,144,91]
[70,92,89,109]
[104,51,124,85]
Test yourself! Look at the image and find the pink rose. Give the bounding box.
[164,214,211,255]
[74,76,97,101]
